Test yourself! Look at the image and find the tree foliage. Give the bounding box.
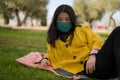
[0,0,48,26]
[0,0,13,24]
[73,0,120,23]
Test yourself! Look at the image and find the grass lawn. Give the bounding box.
[0,27,109,80]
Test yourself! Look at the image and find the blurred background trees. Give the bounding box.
[0,0,120,28]
[74,0,120,29]
[0,0,48,26]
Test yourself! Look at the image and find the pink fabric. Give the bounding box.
[16,52,58,75]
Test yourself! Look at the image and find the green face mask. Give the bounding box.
[56,22,72,33]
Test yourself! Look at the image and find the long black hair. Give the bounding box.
[47,4,76,47]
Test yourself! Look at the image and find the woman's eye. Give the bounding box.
[57,18,62,21]
[57,17,71,22]
[66,18,71,21]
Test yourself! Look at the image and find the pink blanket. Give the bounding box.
[16,52,87,80]
[16,52,58,74]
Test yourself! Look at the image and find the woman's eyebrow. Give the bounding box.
[57,17,61,18]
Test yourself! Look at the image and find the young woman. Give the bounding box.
[40,4,120,79]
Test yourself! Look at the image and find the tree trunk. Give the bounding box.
[30,16,33,26]
[3,13,9,25]
[22,11,29,26]
[15,9,21,26]
[108,12,116,30]
[111,17,116,29]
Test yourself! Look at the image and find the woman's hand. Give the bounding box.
[40,58,51,68]
[86,55,96,74]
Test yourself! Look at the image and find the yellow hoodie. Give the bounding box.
[45,24,103,74]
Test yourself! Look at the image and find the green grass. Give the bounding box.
[98,32,110,41]
[0,27,109,80]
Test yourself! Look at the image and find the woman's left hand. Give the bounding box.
[86,55,96,74]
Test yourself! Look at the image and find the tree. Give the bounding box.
[18,0,48,26]
[0,0,48,26]
[73,0,105,24]
[73,0,120,24]
[99,0,120,29]
[28,0,48,26]
[73,0,88,21]
[100,0,120,12]
[0,0,13,24]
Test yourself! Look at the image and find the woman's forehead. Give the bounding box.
[57,12,70,17]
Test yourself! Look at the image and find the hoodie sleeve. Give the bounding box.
[81,24,104,50]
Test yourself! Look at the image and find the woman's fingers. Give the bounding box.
[41,59,51,68]
[86,55,96,74]
[86,63,95,73]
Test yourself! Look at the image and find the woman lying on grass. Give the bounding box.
[39,4,120,80]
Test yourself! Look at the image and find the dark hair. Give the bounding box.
[47,4,76,47]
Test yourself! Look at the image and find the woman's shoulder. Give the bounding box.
[75,23,90,30]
